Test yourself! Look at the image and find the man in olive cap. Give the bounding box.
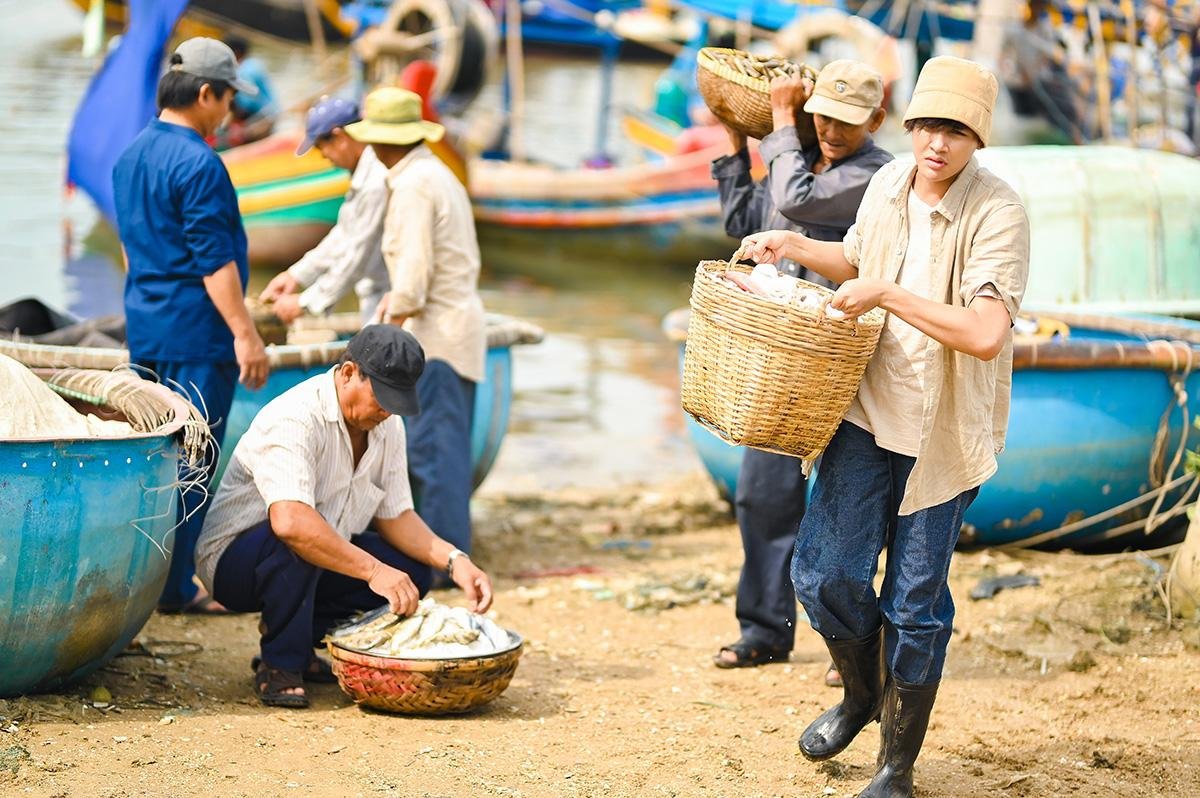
[345,87,486,568]
[195,325,494,708]
[739,56,1030,797]
[113,36,268,614]
[711,60,892,679]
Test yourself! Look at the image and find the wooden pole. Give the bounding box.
[1122,0,1140,141]
[303,0,328,62]
[1088,1,1113,141]
[505,0,526,163]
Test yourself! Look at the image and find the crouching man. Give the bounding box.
[194,325,493,708]
[740,56,1030,797]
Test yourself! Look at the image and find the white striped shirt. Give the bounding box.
[194,369,413,593]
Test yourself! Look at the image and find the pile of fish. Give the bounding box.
[704,49,812,83]
[712,265,847,318]
[327,599,514,660]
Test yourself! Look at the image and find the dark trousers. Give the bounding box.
[211,521,432,671]
[732,448,807,650]
[791,422,978,685]
[134,357,238,608]
[407,359,476,554]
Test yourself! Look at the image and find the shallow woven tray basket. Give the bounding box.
[681,260,885,464]
[328,635,523,715]
[696,47,817,146]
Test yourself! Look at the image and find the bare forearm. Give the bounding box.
[784,237,858,284]
[270,502,379,580]
[881,286,1008,360]
[203,261,256,338]
[373,510,455,570]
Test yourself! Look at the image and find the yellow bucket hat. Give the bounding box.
[902,55,998,146]
[802,60,884,126]
[344,87,445,147]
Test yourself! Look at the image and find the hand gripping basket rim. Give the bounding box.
[681,259,885,465]
[695,47,818,144]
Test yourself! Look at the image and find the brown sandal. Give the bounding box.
[254,661,309,708]
[251,655,337,684]
[713,639,790,669]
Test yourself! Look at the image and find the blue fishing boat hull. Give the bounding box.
[0,435,180,696]
[676,321,1200,548]
[217,345,514,490]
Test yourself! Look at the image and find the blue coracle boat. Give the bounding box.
[665,310,1200,549]
[0,373,193,696]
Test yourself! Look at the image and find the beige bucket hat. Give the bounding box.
[802,59,884,126]
[902,55,998,146]
[344,87,445,147]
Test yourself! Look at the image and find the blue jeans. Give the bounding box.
[211,522,432,671]
[791,421,978,685]
[733,448,807,650]
[133,358,238,608]
[407,359,476,554]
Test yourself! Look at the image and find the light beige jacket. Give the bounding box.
[842,156,1030,514]
[382,145,486,382]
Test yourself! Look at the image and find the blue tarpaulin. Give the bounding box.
[66,0,188,222]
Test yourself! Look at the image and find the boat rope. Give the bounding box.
[1000,342,1199,551]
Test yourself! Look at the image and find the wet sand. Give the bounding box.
[3,474,1199,797]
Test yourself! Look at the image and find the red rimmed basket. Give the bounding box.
[327,633,523,715]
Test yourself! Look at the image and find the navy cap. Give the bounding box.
[296,96,361,156]
[345,325,425,416]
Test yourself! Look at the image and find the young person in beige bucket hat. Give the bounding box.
[345,86,485,571]
[709,60,892,682]
[737,55,1030,797]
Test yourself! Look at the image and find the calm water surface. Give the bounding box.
[0,2,705,491]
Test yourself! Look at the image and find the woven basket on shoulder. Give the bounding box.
[327,635,523,715]
[696,47,817,146]
[681,260,885,464]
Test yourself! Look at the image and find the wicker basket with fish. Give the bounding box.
[696,47,818,144]
[326,599,523,715]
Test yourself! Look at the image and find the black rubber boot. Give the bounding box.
[858,677,940,798]
[798,628,884,761]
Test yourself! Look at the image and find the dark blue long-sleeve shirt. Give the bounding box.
[712,126,893,288]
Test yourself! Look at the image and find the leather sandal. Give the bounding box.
[251,655,337,684]
[254,661,309,708]
[713,639,790,669]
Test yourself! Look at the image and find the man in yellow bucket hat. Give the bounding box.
[710,60,892,680]
[739,56,1030,797]
[345,87,485,567]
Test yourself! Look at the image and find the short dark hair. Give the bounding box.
[224,35,249,59]
[156,54,233,110]
[903,117,980,144]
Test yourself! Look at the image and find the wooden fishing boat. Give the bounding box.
[227,129,732,270]
[663,309,1200,550]
[0,313,543,491]
[0,369,203,696]
[69,0,358,44]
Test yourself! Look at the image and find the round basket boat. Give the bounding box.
[327,632,523,715]
[681,260,884,465]
[696,47,817,145]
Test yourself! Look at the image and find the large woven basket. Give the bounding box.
[327,634,523,715]
[696,47,817,145]
[681,260,884,464]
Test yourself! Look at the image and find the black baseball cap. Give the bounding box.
[345,326,425,416]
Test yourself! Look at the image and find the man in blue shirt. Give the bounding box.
[113,36,269,613]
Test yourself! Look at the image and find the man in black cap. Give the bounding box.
[194,325,494,708]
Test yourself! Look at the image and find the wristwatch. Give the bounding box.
[446,548,468,577]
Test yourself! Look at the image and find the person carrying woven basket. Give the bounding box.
[738,56,1030,798]
[194,325,494,708]
[113,37,269,615]
[345,87,486,572]
[710,60,892,677]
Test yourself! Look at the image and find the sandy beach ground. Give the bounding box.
[3,474,1199,798]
